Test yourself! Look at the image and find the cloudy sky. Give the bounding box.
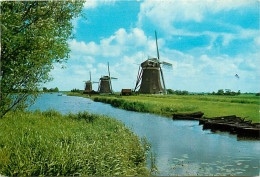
[45,0,260,93]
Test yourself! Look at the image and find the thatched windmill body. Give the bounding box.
[83,71,98,94]
[98,62,117,94]
[134,31,172,94]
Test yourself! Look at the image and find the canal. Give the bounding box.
[29,93,260,176]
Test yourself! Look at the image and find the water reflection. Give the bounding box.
[29,93,260,176]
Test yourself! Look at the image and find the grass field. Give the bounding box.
[67,93,259,123]
[0,110,151,176]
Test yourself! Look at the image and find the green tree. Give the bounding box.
[42,87,48,92]
[0,1,85,117]
[54,87,59,92]
[217,89,224,95]
[166,89,174,94]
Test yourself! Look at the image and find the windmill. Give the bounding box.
[83,71,99,94]
[98,62,118,94]
[134,31,172,94]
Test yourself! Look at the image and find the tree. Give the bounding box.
[42,87,48,92]
[71,88,81,93]
[166,89,174,94]
[0,1,85,117]
[54,87,59,92]
[217,89,224,95]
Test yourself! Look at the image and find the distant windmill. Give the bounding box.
[83,71,98,94]
[134,31,172,94]
[98,62,118,94]
[235,74,239,79]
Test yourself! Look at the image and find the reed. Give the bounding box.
[0,110,151,176]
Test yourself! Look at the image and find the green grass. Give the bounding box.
[0,110,151,176]
[67,93,259,123]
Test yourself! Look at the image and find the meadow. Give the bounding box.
[67,93,259,123]
[0,110,151,176]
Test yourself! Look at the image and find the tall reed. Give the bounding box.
[0,110,150,176]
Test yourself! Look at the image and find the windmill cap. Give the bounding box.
[141,58,160,68]
[100,76,110,80]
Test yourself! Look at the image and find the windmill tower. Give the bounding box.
[98,62,117,94]
[134,31,172,94]
[83,71,98,94]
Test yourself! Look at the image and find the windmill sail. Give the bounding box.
[108,62,112,92]
[155,30,160,61]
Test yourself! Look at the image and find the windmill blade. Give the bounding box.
[107,62,112,93]
[108,62,111,78]
[155,30,160,61]
[89,71,91,81]
[161,61,173,70]
[134,66,141,91]
[159,66,167,94]
[134,66,143,92]
[110,77,118,79]
[92,81,99,84]
[161,61,172,66]
[98,78,101,92]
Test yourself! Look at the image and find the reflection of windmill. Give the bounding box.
[83,71,98,94]
[98,62,117,94]
[134,31,172,94]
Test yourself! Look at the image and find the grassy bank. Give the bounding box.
[0,110,150,176]
[66,93,259,123]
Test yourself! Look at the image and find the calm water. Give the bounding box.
[29,93,260,176]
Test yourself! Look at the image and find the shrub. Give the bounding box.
[71,88,82,93]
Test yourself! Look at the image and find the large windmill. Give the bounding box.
[98,62,117,94]
[134,31,172,94]
[83,71,98,94]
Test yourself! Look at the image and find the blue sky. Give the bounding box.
[46,0,260,92]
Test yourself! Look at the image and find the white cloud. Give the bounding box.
[83,0,116,9]
[98,63,107,70]
[69,40,99,56]
[254,35,260,48]
[71,17,80,34]
[86,64,93,69]
[114,28,148,46]
[84,0,98,9]
[69,28,162,57]
[137,0,256,49]
[138,0,253,25]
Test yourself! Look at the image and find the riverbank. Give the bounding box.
[66,92,259,123]
[0,110,151,176]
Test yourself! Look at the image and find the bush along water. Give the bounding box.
[93,97,152,113]
[93,97,198,117]
[0,110,152,176]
